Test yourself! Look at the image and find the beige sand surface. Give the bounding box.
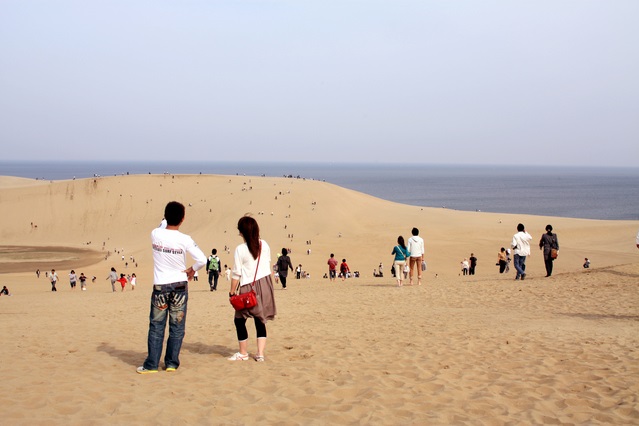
[0,174,637,424]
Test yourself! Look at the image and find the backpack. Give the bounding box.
[208,256,220,271]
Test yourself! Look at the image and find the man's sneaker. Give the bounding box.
[136,366,158,374]
[165,367,177,372]
[227,352,249,361]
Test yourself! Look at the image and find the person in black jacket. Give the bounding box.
[276,248,294,289]
[539,224,559,277]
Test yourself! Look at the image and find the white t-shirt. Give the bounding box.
[407,235,425,257]
[151,227,206,285]
[512,231,533,256]
[232,240,272,286]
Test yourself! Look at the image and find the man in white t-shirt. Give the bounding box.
[511,223,533,280]
[137,201,206,374]
[406,227,425,285]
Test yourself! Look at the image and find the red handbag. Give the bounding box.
[229,245,261,311]
[230,290,257,311]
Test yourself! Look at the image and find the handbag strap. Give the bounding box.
[249,242,262,289]
[233,242,261,295]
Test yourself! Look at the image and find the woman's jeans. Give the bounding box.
[143,282,188,370]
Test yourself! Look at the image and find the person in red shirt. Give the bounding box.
[327,253,338,282]
[117,273,128,292]
[340,259,350,281]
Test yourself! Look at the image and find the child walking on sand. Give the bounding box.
[79,273,87,290]
[117,273,128,291]
[340,259,350,281]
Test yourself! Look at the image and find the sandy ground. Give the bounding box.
[0,174,637,425]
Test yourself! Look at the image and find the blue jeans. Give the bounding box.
[513,254,526,279]
[143,282,188,370]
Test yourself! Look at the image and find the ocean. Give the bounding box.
[1,161,638,221]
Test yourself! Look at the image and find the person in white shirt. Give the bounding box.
[228,216,277,362]
[461,259,469,276]
[406,227,425,285]
[511,223,533,280]
[137,201,206,374]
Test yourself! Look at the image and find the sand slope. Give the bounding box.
[0,174,638,424]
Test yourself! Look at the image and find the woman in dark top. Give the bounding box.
[539,224,559,277]
[276,248,293,289]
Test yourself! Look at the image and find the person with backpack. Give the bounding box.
[207,249,221,291]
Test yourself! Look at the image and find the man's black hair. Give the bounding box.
[164,201,185,226]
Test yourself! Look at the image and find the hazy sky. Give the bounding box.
[1,1,638,166]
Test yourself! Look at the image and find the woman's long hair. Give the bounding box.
[397,236,406,249]
[238,215,261,259]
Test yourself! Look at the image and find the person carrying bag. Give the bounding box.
[227,215,277,362]
[539,224,559,277]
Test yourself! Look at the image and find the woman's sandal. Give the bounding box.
[228,352,249,361]
[254,355,265,362]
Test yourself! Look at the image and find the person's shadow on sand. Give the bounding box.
[97,342,146,367]
[98,342,232,366]
[182,342,231,357]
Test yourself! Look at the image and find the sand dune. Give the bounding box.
[0,174,637,424]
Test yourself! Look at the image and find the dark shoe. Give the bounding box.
[521,274,526,280]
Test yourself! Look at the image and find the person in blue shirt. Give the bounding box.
[391,236,410,287]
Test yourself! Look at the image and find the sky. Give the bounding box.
[1,1,638,167]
